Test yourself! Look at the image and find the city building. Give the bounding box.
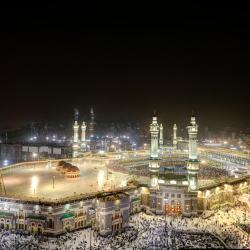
[95,192,130,236]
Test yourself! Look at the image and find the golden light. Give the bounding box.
[120,180,127,187]
[32,152,38,158]
[205,190,210,198]
[31,176,39,190]
[98,170,105,188]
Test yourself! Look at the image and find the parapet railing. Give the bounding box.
[0,185,137,206]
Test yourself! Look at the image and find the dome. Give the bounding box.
[57,160,66,166]
[56,161,80,178]
[66,165,80,172]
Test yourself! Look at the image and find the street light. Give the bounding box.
[3,160,9,166]
[32,152,38,161]
[52,176,55,189]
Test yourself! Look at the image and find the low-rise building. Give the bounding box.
[95,192,130,236]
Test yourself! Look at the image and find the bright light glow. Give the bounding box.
[223,141,228,145]
[170,180,177,184]
[230,147,237,150]
[151,177,158,187]
[120,180,127,187]
[31,176,39,190]
[32,152,38,158]
[201,160,206,164]
[98,170,105,188]
[3,160,9,166]
[205,190,210,198]
[98,150,105,154]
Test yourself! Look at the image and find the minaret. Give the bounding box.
[89,107,95,137]
[173,124,177,149]
[81,121,87,151]
[159,123,163,148]
[187,115,199,191]
[150,113,159,159]
[72,120,80,157]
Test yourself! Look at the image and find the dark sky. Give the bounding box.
[0,4,249,130]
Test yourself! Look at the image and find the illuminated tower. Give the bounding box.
[72,120,80,157]
[89,107,95,137]
[187,115,199,191]
[81,121,87,151]
[173,124,177,149]
[159,123,163,148]
[150,113,159,159]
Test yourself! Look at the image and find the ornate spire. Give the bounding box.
[74,108,79,122]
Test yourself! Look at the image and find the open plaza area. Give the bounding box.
[0,159,134,200]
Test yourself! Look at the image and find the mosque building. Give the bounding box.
[146,113,199,216]
[0,111,249,236]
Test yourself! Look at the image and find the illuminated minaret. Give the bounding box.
[89,107,95,137]
[81,121,87,151]
[159,123,163,148]
[150,113,159,159]
[173,124,177,149]
[72,120,80,157]
[187,115,199,191]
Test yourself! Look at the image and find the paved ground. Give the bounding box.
[1,159,135,199]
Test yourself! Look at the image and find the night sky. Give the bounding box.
[0,4,249,130]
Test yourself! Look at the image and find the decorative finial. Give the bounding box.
[74,108,79,121]
[90,107,94,114]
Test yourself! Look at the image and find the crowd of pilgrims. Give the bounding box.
[0,205,249,249]
[109,161,231,180]
[198,165,230,180]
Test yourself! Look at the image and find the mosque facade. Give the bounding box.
[0,112,249,236]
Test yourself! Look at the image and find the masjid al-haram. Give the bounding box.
[1,4,250,249]
[0,113,249,249]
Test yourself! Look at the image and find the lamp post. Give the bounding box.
[32,152,38,169]
[52,176,55,189]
